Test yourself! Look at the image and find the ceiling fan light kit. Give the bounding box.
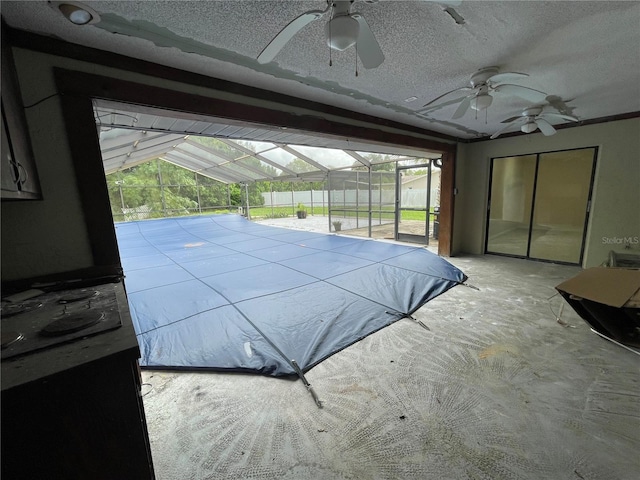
[470,94,493,112]
[326,15,360,50]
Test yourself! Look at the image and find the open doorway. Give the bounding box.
[394,159,441,248]
[54,69,457,272]
[95,102,454,254]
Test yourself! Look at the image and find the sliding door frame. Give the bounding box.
[485,146,598,266]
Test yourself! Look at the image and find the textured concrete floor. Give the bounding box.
[141,254,640,480]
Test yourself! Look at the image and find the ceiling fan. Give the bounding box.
[257,0,385,69]
[420,66,548,119]
[257,0,463,69]
[490,106,579,139]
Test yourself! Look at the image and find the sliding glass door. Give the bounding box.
[486,155,537,256]
[486,148,596,265]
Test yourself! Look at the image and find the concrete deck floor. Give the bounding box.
[141,237,639,479]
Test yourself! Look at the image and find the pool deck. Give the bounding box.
[254,215,439,251]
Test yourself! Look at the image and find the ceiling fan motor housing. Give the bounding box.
[522,106,544,117]
[469,66,500,88]
[467,69,499,111]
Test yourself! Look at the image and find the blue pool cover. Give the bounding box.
[116,215,466,376]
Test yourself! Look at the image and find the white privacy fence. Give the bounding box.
[261,190,329,207]
[328,189,396,207]
[261,189,437,208]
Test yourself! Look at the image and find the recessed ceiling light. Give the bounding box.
[404,96,418,103]
[50,1,101,25]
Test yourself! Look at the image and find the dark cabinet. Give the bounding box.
[1,283,155,479]
[2,355,156,480]
[1,37,41,199]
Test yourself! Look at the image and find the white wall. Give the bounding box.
[453,118,640,267]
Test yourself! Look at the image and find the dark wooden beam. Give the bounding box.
[54,68,455,154]
[55,81,121,269]
[438,150,455,257]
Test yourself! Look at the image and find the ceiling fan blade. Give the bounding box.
[452,95,472,119]
[493,84,548,103]
[540,112,579,122]
[423,86,472,107]
[352,14,385,69]
[487,71,528,84]
[421,0,462,5]
[419,95,469,114]
[500,115,524,124]
[257,9,327,64]
[536,118,557,136]
[490,118,524,139]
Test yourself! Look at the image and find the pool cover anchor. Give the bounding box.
[291,359,323,408]
[387,311,430,331]
[408,315,431,331]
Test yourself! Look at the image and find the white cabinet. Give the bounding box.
[1,40,41,200]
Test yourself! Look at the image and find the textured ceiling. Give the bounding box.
[2,1,640,140]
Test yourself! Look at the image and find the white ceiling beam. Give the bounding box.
[163,152,255,183]
[100,136,184,161]
[276,144,329,172]
[216,138,299,177]
[99,130,179,152]
[181,139,281,181]
[104,155,164,175]
[343,150,370,168]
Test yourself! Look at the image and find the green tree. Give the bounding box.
[106,159,233,218]
[285,157,318,174]
[227,183,241,205]
[372,162,396,172]
[197,174,231,209]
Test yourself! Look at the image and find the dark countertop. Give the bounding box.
[1,282,140,391]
